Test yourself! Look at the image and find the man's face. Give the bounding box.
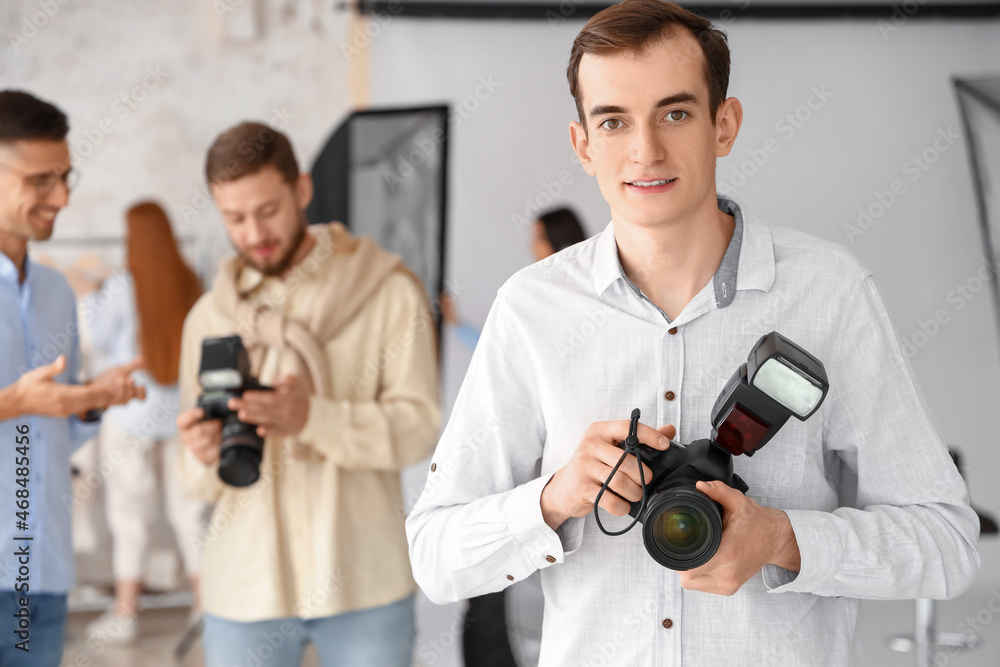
[212,166,312,276]
[569,31,740,231]
[0,139,72,242]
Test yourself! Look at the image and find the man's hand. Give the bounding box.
[1,355,144,421]
[228,374,310,438]
[678,480,801,596]
[540,420,677,531]
[87,357,147,409]
[177,407,222,465]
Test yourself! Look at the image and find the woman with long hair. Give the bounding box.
[84,201,206,644]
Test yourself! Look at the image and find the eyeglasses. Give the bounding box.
[0,161,80,195]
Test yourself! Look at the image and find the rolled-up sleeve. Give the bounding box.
[766,276,980,599]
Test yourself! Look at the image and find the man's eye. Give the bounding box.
[666,110,689,122]
[600,118,623,130]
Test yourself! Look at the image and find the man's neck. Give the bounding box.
[0,231,28,284]
[615,197,735,321]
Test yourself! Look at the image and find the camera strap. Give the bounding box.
[594,408,648,537]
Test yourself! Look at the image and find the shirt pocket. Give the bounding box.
[719,376,809,507]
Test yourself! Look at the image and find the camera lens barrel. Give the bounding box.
[641,478,723,571]
[217,416,265,487]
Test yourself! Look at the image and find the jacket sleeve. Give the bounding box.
[764,275,980,600]
[297,272,441,471]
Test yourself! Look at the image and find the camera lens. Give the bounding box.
[652,506,711,557]
[641,482,723,570]
[217,415,264,487]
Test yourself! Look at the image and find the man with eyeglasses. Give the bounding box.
[0,90,146,667]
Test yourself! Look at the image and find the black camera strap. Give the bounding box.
[594,408,648,537]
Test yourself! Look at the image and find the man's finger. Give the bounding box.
[116,356,145,376]
[657,424,677,441]
[696,480,742,509]
[594,482,633,516]
[31,355,67,382]
[177,408,205,430]
[594,445,652,489]
[592,420,672,451]
[242,390,278,408]
[272,375,301,392]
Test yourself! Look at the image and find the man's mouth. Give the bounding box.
[626,178,676,188]
[252,243,279,258]
[32,209,58,225]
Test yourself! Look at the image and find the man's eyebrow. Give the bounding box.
[654,92,699,109]
[588,92,700,119]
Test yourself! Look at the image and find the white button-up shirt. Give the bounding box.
[406,197,980,666]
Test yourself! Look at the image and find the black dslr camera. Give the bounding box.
[596,331,829,570]
[196,335,271,487]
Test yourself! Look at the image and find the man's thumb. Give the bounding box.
[33,355,66,381]
[657,424,677,441]
[696,480,737,505]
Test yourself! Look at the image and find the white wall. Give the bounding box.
[370,15,1000,664]
[1,0,354,273]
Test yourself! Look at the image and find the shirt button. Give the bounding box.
[545,555,556,563]
[506,575,514,581]
[662,618,674,629]
[430,463,437,472]
[665,391,675,401]
[668,327,678,335]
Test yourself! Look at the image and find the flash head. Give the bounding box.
[198,336,252,390]
[747,331,828,419]
[710,331,829,457]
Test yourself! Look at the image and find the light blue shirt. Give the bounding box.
[0,251,99,595]
[84,273,179,441]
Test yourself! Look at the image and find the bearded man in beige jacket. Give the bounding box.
[175,121,441,667]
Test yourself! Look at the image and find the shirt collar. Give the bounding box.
[593,195,775,307]
[0,249,27,286]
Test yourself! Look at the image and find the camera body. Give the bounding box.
[195,335,270,487]
[619,438,749,570]
[601,331,829,571]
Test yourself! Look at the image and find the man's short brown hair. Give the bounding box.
[567,0,731,128]
[205,121,299,186]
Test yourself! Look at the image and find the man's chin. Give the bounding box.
[28,225,55,242]
[242,252,290,277]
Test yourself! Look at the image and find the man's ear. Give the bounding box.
[714,97,743,159]
[569,120,597,176]
[296,172,314,210]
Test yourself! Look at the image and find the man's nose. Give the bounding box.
[628,122,667,166]
[45,179,70,209]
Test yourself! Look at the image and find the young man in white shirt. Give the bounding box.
[406,1,980,665]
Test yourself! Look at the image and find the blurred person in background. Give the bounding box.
[442,206,587,352]
[0,89,145,667]
[441,206,586,667]
[83,201,207,645]
[175,121,440,667]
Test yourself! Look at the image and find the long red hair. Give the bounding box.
[126,202,202,386]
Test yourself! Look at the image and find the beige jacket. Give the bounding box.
[176,224,440,621]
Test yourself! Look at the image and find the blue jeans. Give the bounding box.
[203,594,415,667]
[0,592,67,667]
